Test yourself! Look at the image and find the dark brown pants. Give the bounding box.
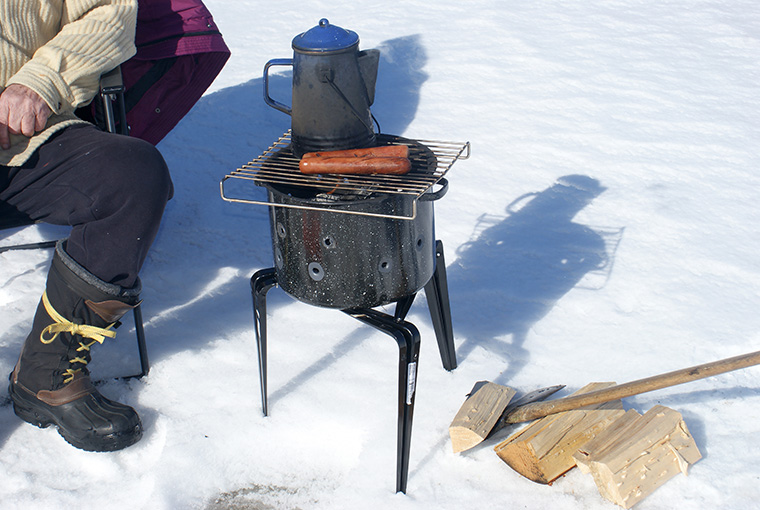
[1,124,172,288]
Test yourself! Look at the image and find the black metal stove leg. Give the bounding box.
[424,240,457,370]
[251,268,278,416]
[343,308,420,494]
[394,294,416,322]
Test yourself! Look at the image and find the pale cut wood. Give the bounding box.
[504,348,760,424]
[573,409,642,476]
[449,381,516,453]
[572,405,701,509]
[493,382,625,484]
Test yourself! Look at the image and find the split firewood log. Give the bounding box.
[449,381,517,453]
[572,405,701,509]
[493,382,626,484]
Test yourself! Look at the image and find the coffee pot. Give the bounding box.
[264,19,380,157]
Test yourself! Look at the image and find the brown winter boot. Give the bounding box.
[8,241,143,452]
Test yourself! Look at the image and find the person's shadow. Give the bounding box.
[446,175,623,384]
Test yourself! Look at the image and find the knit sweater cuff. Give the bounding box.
[7,61,74,114]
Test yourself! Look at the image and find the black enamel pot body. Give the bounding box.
[267,185,437,309]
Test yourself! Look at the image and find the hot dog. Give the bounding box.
[301,144,409,160]
[299,156,412,175]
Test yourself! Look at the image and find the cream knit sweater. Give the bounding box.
[0,0,138,166]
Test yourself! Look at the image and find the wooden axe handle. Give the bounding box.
[504,348,760,424]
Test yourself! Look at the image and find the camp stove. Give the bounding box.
[219,18,470,494]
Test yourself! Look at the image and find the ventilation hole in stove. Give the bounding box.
[275,248,284,269]
[378,258,392,274]
[416,237,424,250]
[308,262,325,281]
[322,236,335,249]
[276,223,286,238]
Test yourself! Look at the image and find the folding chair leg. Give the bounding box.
[133,304,150,377]
[0,240,58,253]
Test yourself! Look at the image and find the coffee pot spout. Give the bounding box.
[358,49,380,105]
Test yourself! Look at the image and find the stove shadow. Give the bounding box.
[445,175,623,384]
[268,326,370,407]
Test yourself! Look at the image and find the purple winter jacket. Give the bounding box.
[120,0,230,144]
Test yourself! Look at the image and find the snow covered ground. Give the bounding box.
[2,1,760,508]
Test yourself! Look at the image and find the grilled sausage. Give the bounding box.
[301,144,409,160]
[299,156,412,175]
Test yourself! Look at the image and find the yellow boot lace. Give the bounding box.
[39,290,117,384]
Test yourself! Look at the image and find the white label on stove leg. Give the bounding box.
[406,362,418,405]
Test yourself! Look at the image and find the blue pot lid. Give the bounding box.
[292,19,359,52]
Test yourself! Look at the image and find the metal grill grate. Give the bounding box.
[220,131,470,219]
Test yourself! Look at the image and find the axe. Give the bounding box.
[450,348,760,453]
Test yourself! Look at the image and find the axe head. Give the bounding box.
[449,382,565,453]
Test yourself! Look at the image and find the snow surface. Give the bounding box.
[2,1,760,509]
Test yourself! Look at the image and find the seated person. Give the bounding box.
[1,0,171,452]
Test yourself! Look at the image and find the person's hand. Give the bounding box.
[0,84,53,150]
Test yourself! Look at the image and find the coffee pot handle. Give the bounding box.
[263,58,293,115]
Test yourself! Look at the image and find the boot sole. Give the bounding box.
[9,381,142,452]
